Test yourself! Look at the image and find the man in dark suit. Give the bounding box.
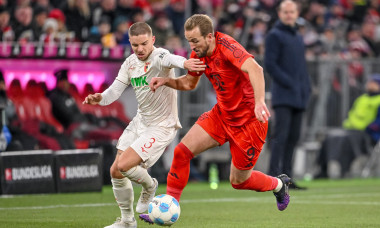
[264,0,310,189]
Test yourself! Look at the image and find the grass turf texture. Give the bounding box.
[0,178,379,228]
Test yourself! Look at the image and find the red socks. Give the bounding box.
[231,170,278,192]
[166,143,194,201]
[167,143,276,200]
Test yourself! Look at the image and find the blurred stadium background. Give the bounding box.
[0,0,380,226]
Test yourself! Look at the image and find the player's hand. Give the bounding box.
[150,77,168,92]
[184,58,206,72]
[83,93,102,105]
[255,101,271,123]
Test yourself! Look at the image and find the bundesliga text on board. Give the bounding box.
[59,165,99,180]
[5,166,53,181]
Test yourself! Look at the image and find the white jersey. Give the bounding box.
[101,47,184,129]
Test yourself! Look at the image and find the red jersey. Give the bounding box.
[189,32,255,126]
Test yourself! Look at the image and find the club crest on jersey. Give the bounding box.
[144,62,151,72]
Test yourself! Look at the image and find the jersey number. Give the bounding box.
[141,138,156,153]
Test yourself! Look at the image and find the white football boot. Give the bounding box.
[104,217,137,228]
[136,178,158,213]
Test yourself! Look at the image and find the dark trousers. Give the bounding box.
[269,106,304,177]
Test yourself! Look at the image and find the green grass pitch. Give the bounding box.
[0,178,380,228]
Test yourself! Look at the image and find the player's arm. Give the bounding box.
[150,73,201,92]
[83,79,127,105]
[241,58,270,123]
[83,60,129,105]
[161,53,206,72]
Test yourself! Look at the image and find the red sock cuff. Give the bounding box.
[178,142,194,160]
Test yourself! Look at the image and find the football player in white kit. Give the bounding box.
[83,22,206,228]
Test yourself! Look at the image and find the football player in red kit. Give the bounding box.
[140,14,291,224]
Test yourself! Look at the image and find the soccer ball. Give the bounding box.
[148,194,181,226]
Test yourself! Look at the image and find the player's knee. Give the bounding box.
[117,161,129,173]
[230,175,248,188]
[110,165,123,179]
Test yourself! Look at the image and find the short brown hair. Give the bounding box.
[184,14,214,37]
[128,22,152,37]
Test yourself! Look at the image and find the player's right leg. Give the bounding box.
[105,153,137,228]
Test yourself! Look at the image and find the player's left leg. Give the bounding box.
[118,126,177,213]
[228,119,291,211]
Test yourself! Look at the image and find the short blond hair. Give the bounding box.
[184,14,214,37]
[129,22,152,37]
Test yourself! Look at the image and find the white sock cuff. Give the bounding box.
[274,178,283,192]
[111,177,127,188]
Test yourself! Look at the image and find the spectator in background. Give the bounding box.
[60,0,91,41]
[246,19,268,55]
[0,71,39,151]
[48,9,72,42]
[88,16,116,48]
[264,0,310,189]
[12,5,34,42]
[319,27,345,57]
[344,74,380,143]
[32,6,47,41]
[166,0,185,35]
[33,0,53,12]
[116,0,139,21]
[149,11,174,47]
[0,7,13,41]
[131,8,145,23]
[92,0,116,27]
[40,18,58,44]
[164,35,187,57]
[113,16,130,45]
[361,21,380,57]
[48,69,87,129]
[316,75,380,178]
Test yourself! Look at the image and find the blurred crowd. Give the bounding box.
[0,0,379,59]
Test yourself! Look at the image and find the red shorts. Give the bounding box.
[196,106,268,170]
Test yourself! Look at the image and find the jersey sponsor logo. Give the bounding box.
[5,166,53,181]
[144,62,151,72]
[158,52,167,59]
[60,165,99,179]
[210,73,225,91]
[233,49,243,58]
[131,76,149,87]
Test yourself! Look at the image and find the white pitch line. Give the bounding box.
[1,195,380,211]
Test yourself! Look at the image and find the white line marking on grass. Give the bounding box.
[0,203,115,210]
[1,194,380,211]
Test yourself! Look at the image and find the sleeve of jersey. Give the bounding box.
[187,51,204,77]
[99,61,129,106]
[114,60,131,86]
[222,39,254,69]
[99,79,127,106]
[161,51,186,69]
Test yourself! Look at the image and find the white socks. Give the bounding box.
[121,166,154,190]
[111,178,134,219]
[273,178,283,193]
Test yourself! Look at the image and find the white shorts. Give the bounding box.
[116,117,178,168]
